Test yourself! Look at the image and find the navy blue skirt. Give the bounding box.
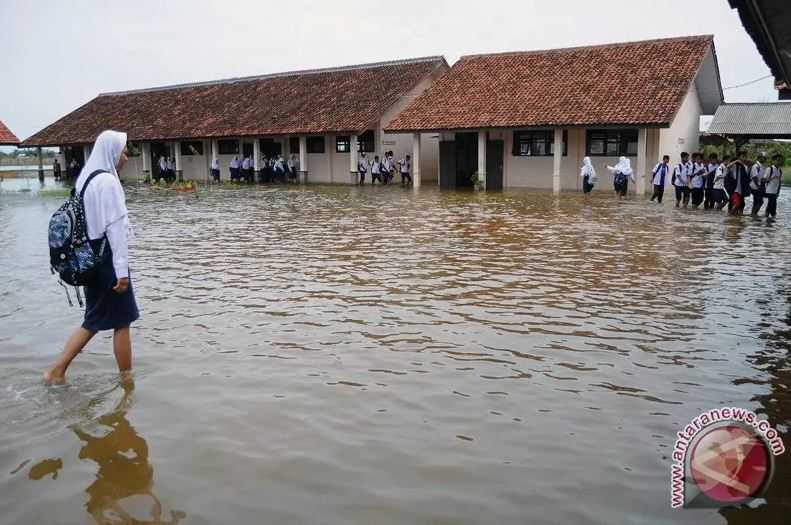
[82,238,139,332]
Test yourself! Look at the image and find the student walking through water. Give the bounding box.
[764,154,783,219]
[44,130,139,384]
[711,156,729,210]
[580,157,596,194]
[673,152,692,208]
[750,154,766,216]
[690,153,706,208]
[728,151,751,215]
[650,155,670,203]
[606,156,634,198]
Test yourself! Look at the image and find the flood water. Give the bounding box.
[1,178,790,524]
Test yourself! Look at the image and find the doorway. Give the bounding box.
[486,139,504,191]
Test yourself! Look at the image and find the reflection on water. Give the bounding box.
[1,183,790,524]
[26,379,185,525]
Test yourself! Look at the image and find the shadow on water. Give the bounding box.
[27,378,186,525]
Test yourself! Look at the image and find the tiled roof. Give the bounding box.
[23,57,447,146]
[0,119,19,145]
[387,36,715,132]
[707,102,791,136]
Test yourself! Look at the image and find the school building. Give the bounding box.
[21,57,449,186]
[22,36,723,193]
[386,35,723,193]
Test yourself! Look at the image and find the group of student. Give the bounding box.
[157,156,178,182]
[355,151,413,186]
[215,154,297,183]
[580,151,783,219]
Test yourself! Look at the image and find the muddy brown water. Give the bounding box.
[1,178,790,524]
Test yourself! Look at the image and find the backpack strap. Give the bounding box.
[79,169,109,199]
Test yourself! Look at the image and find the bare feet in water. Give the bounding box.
[42,367,65,385]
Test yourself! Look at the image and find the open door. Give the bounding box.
[439,140,457,190]
[486,140,504,191]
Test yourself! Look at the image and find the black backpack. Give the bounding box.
[48,170,109,303]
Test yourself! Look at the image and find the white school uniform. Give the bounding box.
[691,163,705,189]
[673,161,691,187]
[75,131,130,279]
[749,162,764,191]
[651,163,669,186]
[713,164,727,190]
[765,165,782,195]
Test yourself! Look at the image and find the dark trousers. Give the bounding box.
[211,169,220,182]
[691,187,704,207]
[751,189,765,215]
[703,188,713,209]
[372,172,382,184]
[650,184,664,203]
[675,186,690,205]
[401,172,412,185]
[766,193,778,217]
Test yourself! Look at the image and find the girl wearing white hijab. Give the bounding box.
[580,156,596,194]
[606,156,635,198]
[44,130,138,384]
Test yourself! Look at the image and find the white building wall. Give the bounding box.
[496,127,662,192]
[119,156,143,182]
[307,136,332,183]
[180,152,208,181]
[659,87,702,164]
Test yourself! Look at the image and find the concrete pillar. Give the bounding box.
[553,128,562,194]
[83,144,91,163]
[298,136,308,184]
[412,132,422,188]
[141,142,151,182]
[253,138,261,180]
[477,130,487,191]
[37,147,44,180]
[636,128,648,196]
[174,141,183,181]
[350,134,358,184]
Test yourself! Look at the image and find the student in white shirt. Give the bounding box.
[357,152,369,185]
[673,152,692,208]
[580,156,596,194]
[273,155,285,182]
[229,156,240,181]
[382,152,394,185]
[371,155,383,185]
[44,130,138,384]
[605,156,635,198]
[399,155,412,185]
[703,154,719,209]
[241,155,251,183]
[764,154,783,219]
[158,155,167,181]
[650,155,670,203]
[711,156,729,210]
[166,157,175,182]
[210,158,220,183]
[750,155,766,216]
[690,153,706,208]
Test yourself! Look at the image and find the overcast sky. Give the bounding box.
[0,0,780,142]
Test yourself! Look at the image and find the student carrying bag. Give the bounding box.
[48,170,110,305]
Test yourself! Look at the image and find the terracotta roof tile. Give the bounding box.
[387,36,715,132]
[23,57,446,146]
[0,119,19,145]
